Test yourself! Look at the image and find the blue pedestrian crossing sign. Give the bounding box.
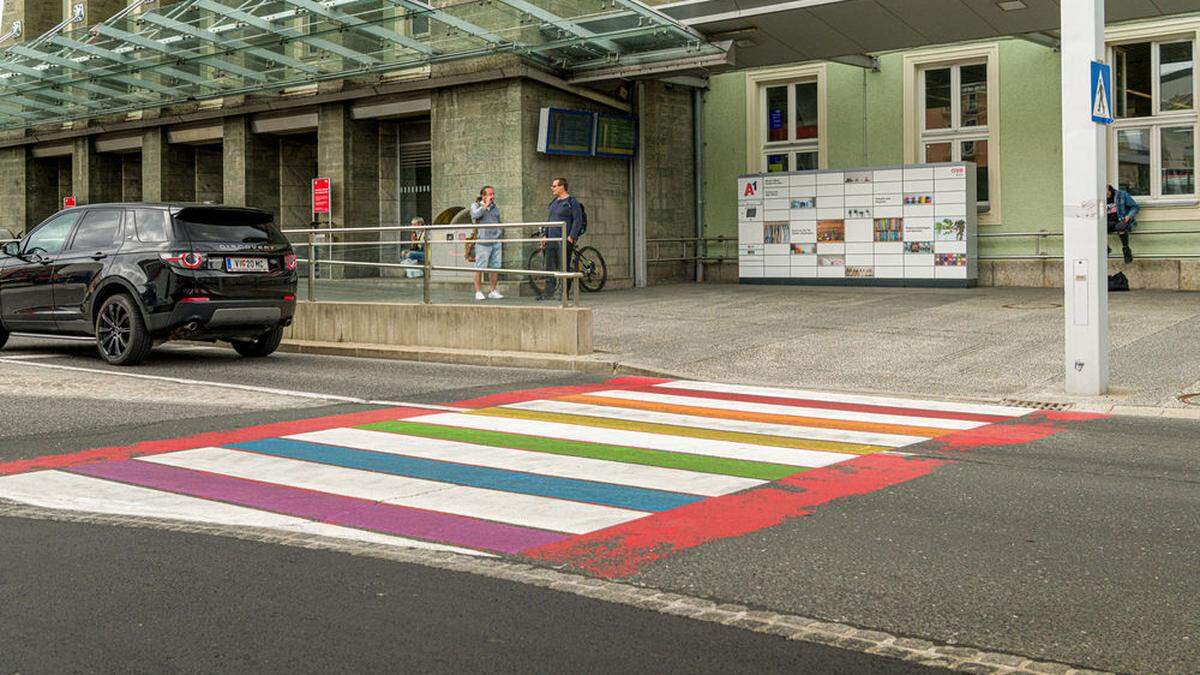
[1091,60,1114,124]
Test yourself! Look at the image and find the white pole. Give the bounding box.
[1060,0,1109,395]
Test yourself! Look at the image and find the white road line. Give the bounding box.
[659,380,1034,417]
[413,412,858,468]
[0,353,63,360]
[587,389,983,430]
[0,357,451,410]
[141,447,645,534]
[0,470,488,556]
[291,428,763,497]
[505,399,925,448]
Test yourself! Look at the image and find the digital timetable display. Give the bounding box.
[537,108,639,158]
[594,114,637,158]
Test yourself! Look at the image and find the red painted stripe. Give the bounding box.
[444,376,673,409]
[926,409,1109,451]
[634,385,1015,424]
[0,407,433,477]
[523,453,947,579]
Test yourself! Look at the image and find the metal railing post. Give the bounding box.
[306,232,316,302]
[422,230,432,304]
[560,228,568,309]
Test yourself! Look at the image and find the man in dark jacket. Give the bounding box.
[1107,184,1140,264]
[540,176,584,300]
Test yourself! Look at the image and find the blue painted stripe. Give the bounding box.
[228,438,702,512]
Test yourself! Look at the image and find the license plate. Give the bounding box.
[226,257,269,273]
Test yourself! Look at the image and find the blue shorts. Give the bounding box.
[474,242,502,269]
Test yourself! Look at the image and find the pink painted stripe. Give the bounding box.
[635,385,1015,423]
[68,459,566,555]
[0,407,434,477]
[444,376,673,409]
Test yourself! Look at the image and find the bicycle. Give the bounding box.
[525,227,608,297]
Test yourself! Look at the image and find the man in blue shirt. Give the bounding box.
[469,185,503,300]
[540,177,583,300]
[1106,184,1140,264]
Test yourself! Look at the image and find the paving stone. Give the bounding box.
[893,637,936,651]
[1022,662,1073,675]
[978,652,1032,667]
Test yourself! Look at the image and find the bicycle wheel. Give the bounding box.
[526,247,551,298]
[576,246,607,293]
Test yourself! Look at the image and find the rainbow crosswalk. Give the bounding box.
[0,378,1034,562]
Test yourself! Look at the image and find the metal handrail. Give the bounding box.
[979,228,1200,238]
[647,235,737,268]
[290,222,579,308]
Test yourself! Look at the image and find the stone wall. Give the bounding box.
[0,148,27,236]
[121,154,142,202]
[640,81,697,285]
[279,135,318,230]
[194,144,224,204]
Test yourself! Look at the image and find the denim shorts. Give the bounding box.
[474,242,502,269]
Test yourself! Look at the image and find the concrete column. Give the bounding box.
[0,148,29,236]
[1,1,61,48]
[1060,0,1109,395]
[318,103,380,276]
[141,128,196,203]
[70,0,127,25]
[223,116,281,218]
[72,137,122,206]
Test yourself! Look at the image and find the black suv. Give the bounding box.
[0,204,297,365]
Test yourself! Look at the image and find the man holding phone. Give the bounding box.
[470,185,503,300]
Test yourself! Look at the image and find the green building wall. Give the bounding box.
[701,38,1199,264]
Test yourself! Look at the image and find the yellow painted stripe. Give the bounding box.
[470,407,885,455]
[562,394,957,439]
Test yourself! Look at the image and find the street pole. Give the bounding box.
[306,231,316,302]
[1060,0,1109,395]
[560,228,568,309]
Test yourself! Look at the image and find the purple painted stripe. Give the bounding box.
[68,459,566,554]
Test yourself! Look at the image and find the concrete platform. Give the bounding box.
[584,283,1200,413]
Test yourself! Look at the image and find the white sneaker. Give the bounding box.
[487,290,504,299]
[475,291,486,300]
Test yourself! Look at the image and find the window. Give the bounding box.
[133,209,171,243]
[67,210,123,252]
[1111,36,1197,202]
[23,212,80,256]
[760,79,820,172]
[918,62,991,205]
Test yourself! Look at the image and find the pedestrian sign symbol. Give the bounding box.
[1091,61,1113,124]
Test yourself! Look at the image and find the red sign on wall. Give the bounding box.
[64,196,77,209]
[312,177,331,215]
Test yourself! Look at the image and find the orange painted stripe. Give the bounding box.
[560,394,956,439]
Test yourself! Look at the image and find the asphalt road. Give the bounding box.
[0,517,942,675]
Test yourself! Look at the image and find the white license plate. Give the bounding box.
[226,257,269,273]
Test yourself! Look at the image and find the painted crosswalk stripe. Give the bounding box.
[505,399,918,448]
[478,406,892,453]
[587,390,983,431]
[229,437,700,512]
[562,392,959,438]
[137,447,643,534]
[359,421,806,481]
[65,458,563,554]
[291,428,763,497]
[409,413,858,467]
[0,469,489,556]
[657,380,1034,418]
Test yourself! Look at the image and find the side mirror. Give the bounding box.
[0,241,18,257]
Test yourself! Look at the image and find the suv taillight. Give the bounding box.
[160,252,205,270]
[284,253,297,271]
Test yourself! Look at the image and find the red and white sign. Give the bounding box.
[312,177,331,215]
[64,196,77,209]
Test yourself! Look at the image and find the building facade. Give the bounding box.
[701,13,1200,289]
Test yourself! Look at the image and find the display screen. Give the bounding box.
[541,108,595,155]
[594,114,638,158]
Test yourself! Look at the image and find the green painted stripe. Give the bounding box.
[359,420,806,481]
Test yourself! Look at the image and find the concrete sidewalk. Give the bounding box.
[585,284,1200,414]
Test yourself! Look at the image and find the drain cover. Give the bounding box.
[1002,302,1064,310]
[1178,393,1200,407]
[1002,398,1074,411]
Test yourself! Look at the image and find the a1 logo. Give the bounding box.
[743,181,758,197]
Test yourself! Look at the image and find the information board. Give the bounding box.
[737,162,978,287]
[537,108,595,156]
[312,177,331,215]
[594,113,638,158]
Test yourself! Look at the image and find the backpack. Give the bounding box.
[572,197,588,237]
[1107,271,1129,292]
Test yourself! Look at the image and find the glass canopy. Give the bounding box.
[0,0,722,131]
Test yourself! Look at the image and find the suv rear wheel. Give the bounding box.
[231,325,284,358]
[96,294,153,366]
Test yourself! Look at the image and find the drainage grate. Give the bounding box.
[1001,398,1075,411]
[1178,393,1200,407]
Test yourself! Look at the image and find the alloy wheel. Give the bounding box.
[98,301,132,361]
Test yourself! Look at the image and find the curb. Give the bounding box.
[0,501,1109,675]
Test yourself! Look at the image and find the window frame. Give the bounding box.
[745,64,827,173]
[1107,32,1198,205]
[902,43,1001,225]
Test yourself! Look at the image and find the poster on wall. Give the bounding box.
[736,162,977,286]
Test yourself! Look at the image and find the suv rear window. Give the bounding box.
[173,207,288,245]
